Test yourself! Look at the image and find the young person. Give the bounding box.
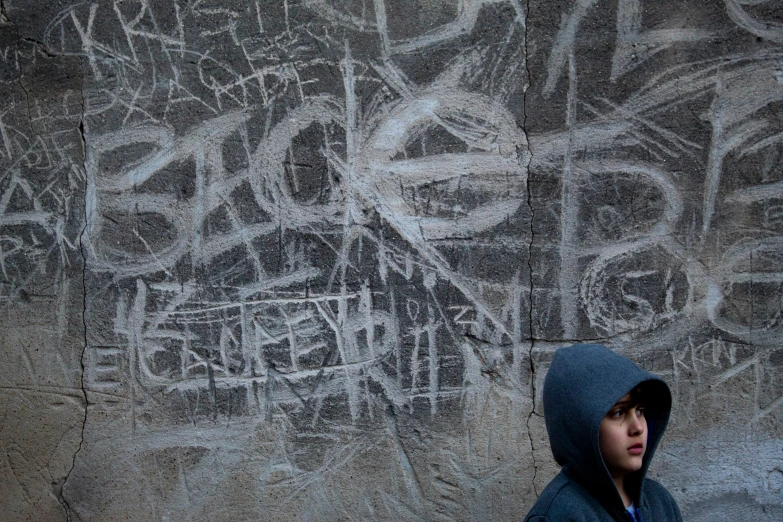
[524,343,682,521]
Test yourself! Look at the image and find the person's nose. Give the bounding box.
[628,411,644,436]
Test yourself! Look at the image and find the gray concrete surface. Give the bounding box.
[0,0,781,520]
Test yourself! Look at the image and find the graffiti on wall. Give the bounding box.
[1,0,782,518]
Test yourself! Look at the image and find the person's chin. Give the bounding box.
[626,456,644,472]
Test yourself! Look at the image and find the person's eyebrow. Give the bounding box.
[611,398,635,408]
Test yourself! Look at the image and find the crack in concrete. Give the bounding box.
[23,37,58,57]
[521,0,540,499]
[57,55,90,522]
[1,2,56,55]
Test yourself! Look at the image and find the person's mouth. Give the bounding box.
[628,443,644,455]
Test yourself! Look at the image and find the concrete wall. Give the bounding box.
[1,0,781,520]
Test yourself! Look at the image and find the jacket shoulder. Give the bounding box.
[641,478,683,521]
[524,473,610,522]
[523,474,569,521]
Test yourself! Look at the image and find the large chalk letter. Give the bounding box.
[249,97,346,229]
[363,89,527,241]
[611,0,711,80]
[543,0,598,97]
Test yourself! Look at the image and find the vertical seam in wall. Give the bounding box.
[522,0,540,499]
[58,54,90,522]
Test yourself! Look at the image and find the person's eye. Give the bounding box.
[636,406,645,416]
[610,409,623,418]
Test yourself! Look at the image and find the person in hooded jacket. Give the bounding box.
[524,343,683,522]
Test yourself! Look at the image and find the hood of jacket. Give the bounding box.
[542,343,672,509]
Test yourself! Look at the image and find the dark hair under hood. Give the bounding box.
[542,343,673,509]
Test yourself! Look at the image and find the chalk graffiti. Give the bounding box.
[3,0,783,519]
[61,0,781,443]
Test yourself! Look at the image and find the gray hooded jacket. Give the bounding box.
[524,344,682,521]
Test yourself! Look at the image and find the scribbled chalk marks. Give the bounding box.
[84,87,528,423]
[41,0,337,129]
[517,1,783,453]
[611,0,712,80]
[581,237,692,335]
[75,0,530,429]
[707,237,783,346]
[702,58,783,236]
[118,279,400,421]
[0,31,88,521]
[62,1,783,441]
[373,0,525,57]
[665,333,783,429]
[543,0,711,95]
[249,96,347,231]
[572,161,686,335]
[85,109,259,277]
[0,112,63,285]
[362,89,526,242]
[532,44,783,347]
[726,0,783,44]
[86,344,124,392]
[0,54,83,310]
[2,0,779,519]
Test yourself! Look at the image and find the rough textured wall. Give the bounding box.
[1,0,782,520]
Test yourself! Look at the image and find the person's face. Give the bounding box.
[599,391,647,479]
